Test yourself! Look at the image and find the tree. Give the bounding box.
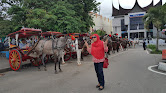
[0,0,100,35]
[0,18,13,37]
[68,0,100,33]
[91,30,106,36]
[143,5,165,51]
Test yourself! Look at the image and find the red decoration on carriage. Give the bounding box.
[109,34,112,37]
[116,33,118,35]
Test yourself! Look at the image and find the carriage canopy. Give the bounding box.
[7,28,42,39]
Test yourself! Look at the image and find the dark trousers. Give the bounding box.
[143,45,146,50]
[94,62,105,87]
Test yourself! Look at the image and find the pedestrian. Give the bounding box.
[84,34,108,91]
[143,39,146,50]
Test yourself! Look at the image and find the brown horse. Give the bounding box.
[119,39,128,50]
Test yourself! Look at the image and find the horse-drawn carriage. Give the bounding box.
[8,28,68,72]
[40,31,71,62]
[7,28,42,71]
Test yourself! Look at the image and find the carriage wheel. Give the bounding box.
[64,52,71,61]
[9,49,22,71]
[72,52,77,59]
[30,58,42,67]
[64,47,71,61]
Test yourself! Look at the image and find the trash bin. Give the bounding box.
[162,49,166,60]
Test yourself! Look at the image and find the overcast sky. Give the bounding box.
[96,0,166,18]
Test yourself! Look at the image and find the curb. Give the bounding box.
[0,67,12,73]
[0,63,32,73]
[147,48,152,54]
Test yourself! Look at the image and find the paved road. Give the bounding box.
[0,46,166,93]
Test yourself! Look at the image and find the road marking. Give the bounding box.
[148,65,166,76]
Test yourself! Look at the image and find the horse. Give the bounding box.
[133,40,139,48]
[100,35,113,55]
[65,36,85,66]
[110,36,120,53]
[119,39,128,50]
[28,36,67,74]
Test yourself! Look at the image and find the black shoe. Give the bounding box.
[96,85,100,88]
[98,86,104,91]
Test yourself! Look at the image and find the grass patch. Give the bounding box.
[147,44,162,54]
[147,45,156,50]
[151,50,162,54]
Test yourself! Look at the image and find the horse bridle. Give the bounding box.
[52,38,66,50]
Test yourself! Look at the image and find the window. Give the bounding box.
[130,17,144,30]
[121,19,127,31]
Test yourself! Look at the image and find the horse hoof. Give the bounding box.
[62,62,65,64]
[59,70,63,72]
[77,64,81,66]
[55,71,58,74]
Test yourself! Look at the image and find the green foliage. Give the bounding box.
[91,30,106,36]
[151,50,162,54]
[143,4,166,30]
[147,44,156,50]
[147,44,162,54]
[0,18,13,37]
[0,0,100,36]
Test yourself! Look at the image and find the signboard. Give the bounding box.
[130,14,144,18]
[121,31,127,33]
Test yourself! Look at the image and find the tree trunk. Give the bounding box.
[156,29,159,51]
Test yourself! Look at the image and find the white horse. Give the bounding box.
[65,37,85,66]
[28,36,67,74]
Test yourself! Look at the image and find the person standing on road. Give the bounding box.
[143,39,146,50]
[84,34,108,91]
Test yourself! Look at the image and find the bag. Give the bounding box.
[103,58,109,68]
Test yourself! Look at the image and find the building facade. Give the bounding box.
[112,0,165,40]
[89,12,113,34]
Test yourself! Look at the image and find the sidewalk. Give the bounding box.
[0,57,11,73]
[0,56,32,73]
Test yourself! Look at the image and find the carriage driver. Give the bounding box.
[19,39,30,49]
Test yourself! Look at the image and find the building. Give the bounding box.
[112,0,165,40]
[89,12,113,34]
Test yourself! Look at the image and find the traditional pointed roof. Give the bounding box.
[142,0,153,11]
[112,4,120,16]
[112,0,162,16]
[154,0,162,7]
[119,3,132,15]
